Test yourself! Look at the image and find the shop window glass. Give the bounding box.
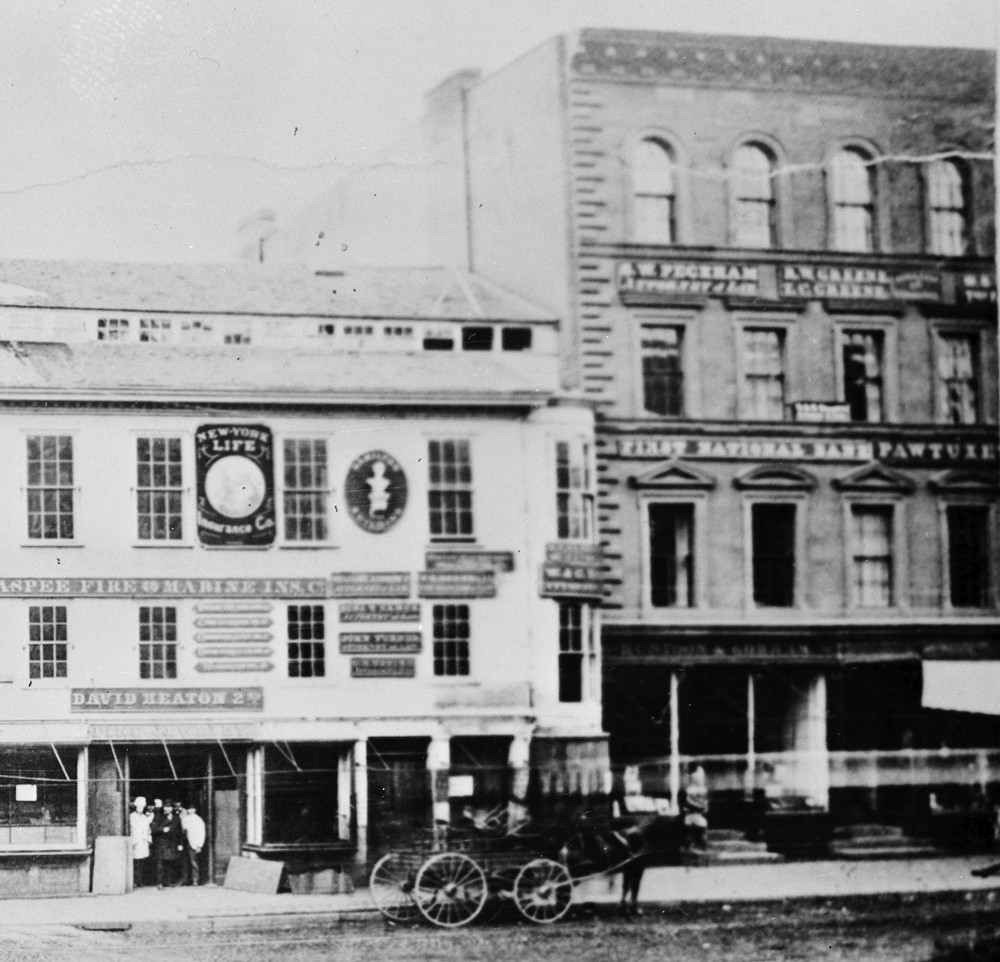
[649,503,694,608]
[851,506,894,607]
[927,160,968,256]
[428,440,473,540]
[831,148,876,252]
[262,743,340,845]
[28,606,67,679]
[842,331,884,422]
[462,326,493,351]
[136,436,183,540]
[641,326,684,417]
[283,439,329,541]
[937,334,978,425]
[947,506,990,608]
[556,440,594,540]
[732,144,776,248]
[742,329,786,420]
[288,605,325,678]
[0,747,79,845]
[433,604,470,676]
[633,139,677,244]
[26,435,74,540]
[501,328,532,351]
[751,504,795,607]
[139,606,177,679]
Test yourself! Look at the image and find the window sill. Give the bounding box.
[20,542,84,549]
[278,543,340,550]
[132,541,195,549]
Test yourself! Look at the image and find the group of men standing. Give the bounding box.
[129,796,207,888]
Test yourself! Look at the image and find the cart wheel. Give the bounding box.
[513,858,573,924]
[370,853,421,923]
[413,852,488,928]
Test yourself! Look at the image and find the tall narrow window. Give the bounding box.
[851,506,893,607]
[641,326,684,416]
[946,506,989,608]
[287,605,325,678]
[428,440,473,540]
[28,606,67,679]
[743,328,786,420]
[633,139,677,244]
[927,160,968,256]
[937,334,978,424]
[136,437,183,541]
[283,439,329,541]
[842,331,884,422]
[558,602,593,703]
[751,504,795,607]
[831,148,876,252]
[732,144,776,248]
[433,604,470,677]
[26,435,74,540]
[139,606,177,680]
[649,504,694,608]
[556,440,594,540]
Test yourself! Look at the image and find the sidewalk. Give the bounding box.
[0,856,998,930]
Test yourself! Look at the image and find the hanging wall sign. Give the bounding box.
[344,450,407,533]
[196,424,276,546]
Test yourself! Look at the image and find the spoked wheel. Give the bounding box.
[413,852,488,928]
[513,858,574,924]
[369,853,421,923]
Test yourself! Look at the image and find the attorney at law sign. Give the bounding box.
[71,687,264,711]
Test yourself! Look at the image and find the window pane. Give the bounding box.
[649,504,694,608]
[752,504,795,606]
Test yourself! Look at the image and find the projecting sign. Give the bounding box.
[539,543,604,599]
[196,424,276,547]
[71,687,265,712]
[344,450,408,533]
[957,272,996,305]
[350,658,416,678]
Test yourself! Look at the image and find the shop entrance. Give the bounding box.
[123,743,243,886]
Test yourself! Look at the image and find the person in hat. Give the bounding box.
[152,800,184,888]
[129,797,152,887]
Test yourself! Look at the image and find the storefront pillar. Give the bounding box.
[352,740,368,866]
[786,672,829,809]
[669,670,681,814]
[745,672,757,800]
[427,736,451,837]
[508,735,531,829]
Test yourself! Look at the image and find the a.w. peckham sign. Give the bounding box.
[613,435,998,466]
[618,260,759,299]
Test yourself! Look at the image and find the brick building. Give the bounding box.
[0,260,603,893]
[271,29,999,850]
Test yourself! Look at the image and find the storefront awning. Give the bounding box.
[922,661,1000,715]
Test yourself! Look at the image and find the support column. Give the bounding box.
[353,739,369,866]
[669,670,681,815]
[427,736,451,839]
[508,735,531,830]
[787,672,829,809]
[745,672,757,801]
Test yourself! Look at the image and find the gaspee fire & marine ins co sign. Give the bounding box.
[196,424,276,546]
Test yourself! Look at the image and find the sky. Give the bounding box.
[2,0,996,264]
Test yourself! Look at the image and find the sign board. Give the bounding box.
[330,572,411,599]
[71,687,264,712]
[957,272,996,305]
[0,578,326,599]
[196,424,276,546]
[15,784,36,802]
[194,632,273,644]
[612,435,998,466]
[540,542,604,598]
[417,571,496,598]
[777,264,943,302]
[793,402,851,423]
[425,551,515,573]
[339,632,422,654]
[195,646,273,659]
[350,657,416,678]
[618,260,759,299]
[344,450,407,533]
[448,775,474,798]
[224,855,283,895]
[338,602,421,623]
[196,661,273,673]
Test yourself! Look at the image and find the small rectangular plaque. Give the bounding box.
[340,632,421,655]
[350,658,416,679]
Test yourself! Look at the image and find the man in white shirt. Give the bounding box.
[180,805,207,886]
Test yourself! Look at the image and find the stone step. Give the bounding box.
[833,823,906,840]
[707,829,748,842]
[829,843,941,861]
[709,850,786,865]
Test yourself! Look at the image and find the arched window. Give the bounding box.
[830,147,876,252]
[927,159,968,256]
[632,138,677,244]
[731,143,776,248]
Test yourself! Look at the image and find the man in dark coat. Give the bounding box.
[153,800,185,888]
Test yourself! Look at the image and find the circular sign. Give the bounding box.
[345,450,407,534]
[203,455,267,519]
